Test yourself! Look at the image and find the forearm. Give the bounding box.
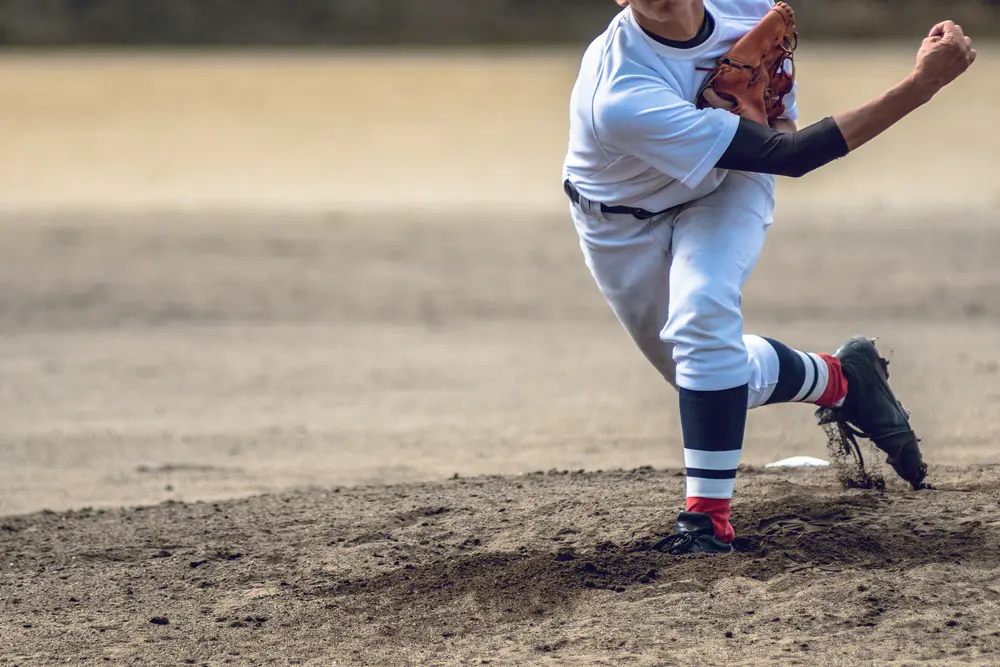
[708,20,974,178]
[716,74,934,178]
[832,74,933,151]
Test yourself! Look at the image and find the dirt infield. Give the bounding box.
[3,466,1000,665]
[2,50,1000,664]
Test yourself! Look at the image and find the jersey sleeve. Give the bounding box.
[596,75,740,189]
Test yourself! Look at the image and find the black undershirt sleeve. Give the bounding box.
[715,117,850,178]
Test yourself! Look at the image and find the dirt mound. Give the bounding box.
[3,465,1000,665]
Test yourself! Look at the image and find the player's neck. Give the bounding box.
[631,2,706,43]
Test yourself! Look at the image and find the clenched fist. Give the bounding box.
[913,21,977,95]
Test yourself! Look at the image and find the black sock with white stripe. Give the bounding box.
[679,384,747,542]
[679,384,747,498]
[762,337,846,407]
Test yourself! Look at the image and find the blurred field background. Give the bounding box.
[1,1,999,517]
[1,46,996,214]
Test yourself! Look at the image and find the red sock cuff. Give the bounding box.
[686,497,735,543]
[815,353,848,407]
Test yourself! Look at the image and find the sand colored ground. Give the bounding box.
[1,49,999,664]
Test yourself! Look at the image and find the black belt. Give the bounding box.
[563,180,665,220]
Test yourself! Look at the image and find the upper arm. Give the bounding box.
[597,77,740,188]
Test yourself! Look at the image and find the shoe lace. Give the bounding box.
[816,406,881,489]
[825,411,870,468]
[652,533,694,555]
[820,406,918,463]
[818,407,926,490]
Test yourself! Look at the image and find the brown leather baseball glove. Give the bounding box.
[696,2,798,125]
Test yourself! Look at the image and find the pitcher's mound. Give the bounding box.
[3,465,1000,665]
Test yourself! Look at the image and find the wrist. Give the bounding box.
[902,70,938,105]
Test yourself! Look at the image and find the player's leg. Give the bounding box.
[745,333,928,488]
[658,171,773,553]
[572,195,752,552]
[568,200,826,410]
[569,205,678,385]
[744,334,848,410]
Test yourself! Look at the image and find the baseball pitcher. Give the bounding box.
[562,0,976,554]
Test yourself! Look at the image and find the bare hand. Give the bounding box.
[913,21,977,94]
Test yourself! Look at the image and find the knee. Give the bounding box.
[665,272,744,348]
[622,315,679,387]
[662,276,748,390]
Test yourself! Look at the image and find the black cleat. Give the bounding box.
[817,337,929,490]
[653,512,734,555]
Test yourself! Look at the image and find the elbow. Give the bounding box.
[779,160,823,179]
[770,164,807,178]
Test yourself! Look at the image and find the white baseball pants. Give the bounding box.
[570,171,782,405]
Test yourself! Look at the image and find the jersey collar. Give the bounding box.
[627,4,720,59]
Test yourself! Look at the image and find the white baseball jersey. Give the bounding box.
[562,0,798,219]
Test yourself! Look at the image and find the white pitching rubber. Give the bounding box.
[765,456,831,468]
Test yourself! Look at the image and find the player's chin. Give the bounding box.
[654,0,695,9]
[642,0,691,20]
